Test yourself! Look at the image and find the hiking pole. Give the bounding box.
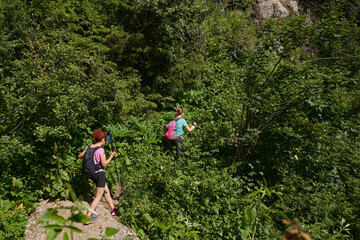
[106,130,121,184]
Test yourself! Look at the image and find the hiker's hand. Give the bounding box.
[111,151,116,158]
[192,121,197,126]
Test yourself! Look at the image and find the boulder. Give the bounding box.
[257,0,300,19]
[25,199,139,240]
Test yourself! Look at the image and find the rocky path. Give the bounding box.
[25,199,139,240]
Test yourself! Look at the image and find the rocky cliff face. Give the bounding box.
[257,0,300,19]
[205,0,302,19]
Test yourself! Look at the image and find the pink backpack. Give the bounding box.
[164,118,181,141]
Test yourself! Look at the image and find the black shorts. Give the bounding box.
[91,171,106,188]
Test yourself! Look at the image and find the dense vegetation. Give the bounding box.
[1,0,360,239]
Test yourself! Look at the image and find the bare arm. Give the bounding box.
[100,152,116,167]
[78,149,86,159]
[185,122,197,132]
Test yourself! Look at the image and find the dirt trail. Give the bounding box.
[25,197,138,240]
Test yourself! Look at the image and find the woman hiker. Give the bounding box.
[78,129,117,224]
[170,107,197,160]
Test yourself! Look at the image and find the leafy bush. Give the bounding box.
[1,0,360,239]
[0,199,28,240]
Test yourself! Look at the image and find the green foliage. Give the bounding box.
[40,201,119,240]
[1,0,360,239]
[0,199,28,240]
[104,120,284,239]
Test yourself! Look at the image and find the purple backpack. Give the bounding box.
[164,118,181,141]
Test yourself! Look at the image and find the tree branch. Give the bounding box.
[260,53,283,91]
[301,55,360,65]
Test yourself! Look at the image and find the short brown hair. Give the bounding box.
[92,129,106,143]
[175,107,184,117]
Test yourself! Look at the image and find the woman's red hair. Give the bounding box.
[92,129,106,143]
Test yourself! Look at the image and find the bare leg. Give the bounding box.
[87,187,105,216]
[104,184,115,210]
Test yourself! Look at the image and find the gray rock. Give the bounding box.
[25,199,139,240]
[257,0,300,19]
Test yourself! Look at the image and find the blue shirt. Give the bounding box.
[175,118,188,136]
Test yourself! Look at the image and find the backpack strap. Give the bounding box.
[172,117,181,129]
[88,146,104,171]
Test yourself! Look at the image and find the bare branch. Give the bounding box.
[89,58,108,76]
[260,53,283,91]
[301,55,360,65]
[11,118,27,136]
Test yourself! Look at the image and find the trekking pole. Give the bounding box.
[111,142,121,184]
[106,130,121,184]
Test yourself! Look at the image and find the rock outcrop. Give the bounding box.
[25,200,139,240]
[257,0,300,19]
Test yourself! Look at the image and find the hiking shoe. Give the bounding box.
[111,208,118,216]
[84,215,98,225]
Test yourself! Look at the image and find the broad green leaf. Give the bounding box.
[43,225,65,230]
[40,214,66,224]
[63,232,69,240]
[67,213,90,223]
[105,227,119,237]
[46,229,62,240]
[240,228,250,239]
[66,225,83,233]
[245,206,257,224]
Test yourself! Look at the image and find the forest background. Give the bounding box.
[1,0,360,239]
